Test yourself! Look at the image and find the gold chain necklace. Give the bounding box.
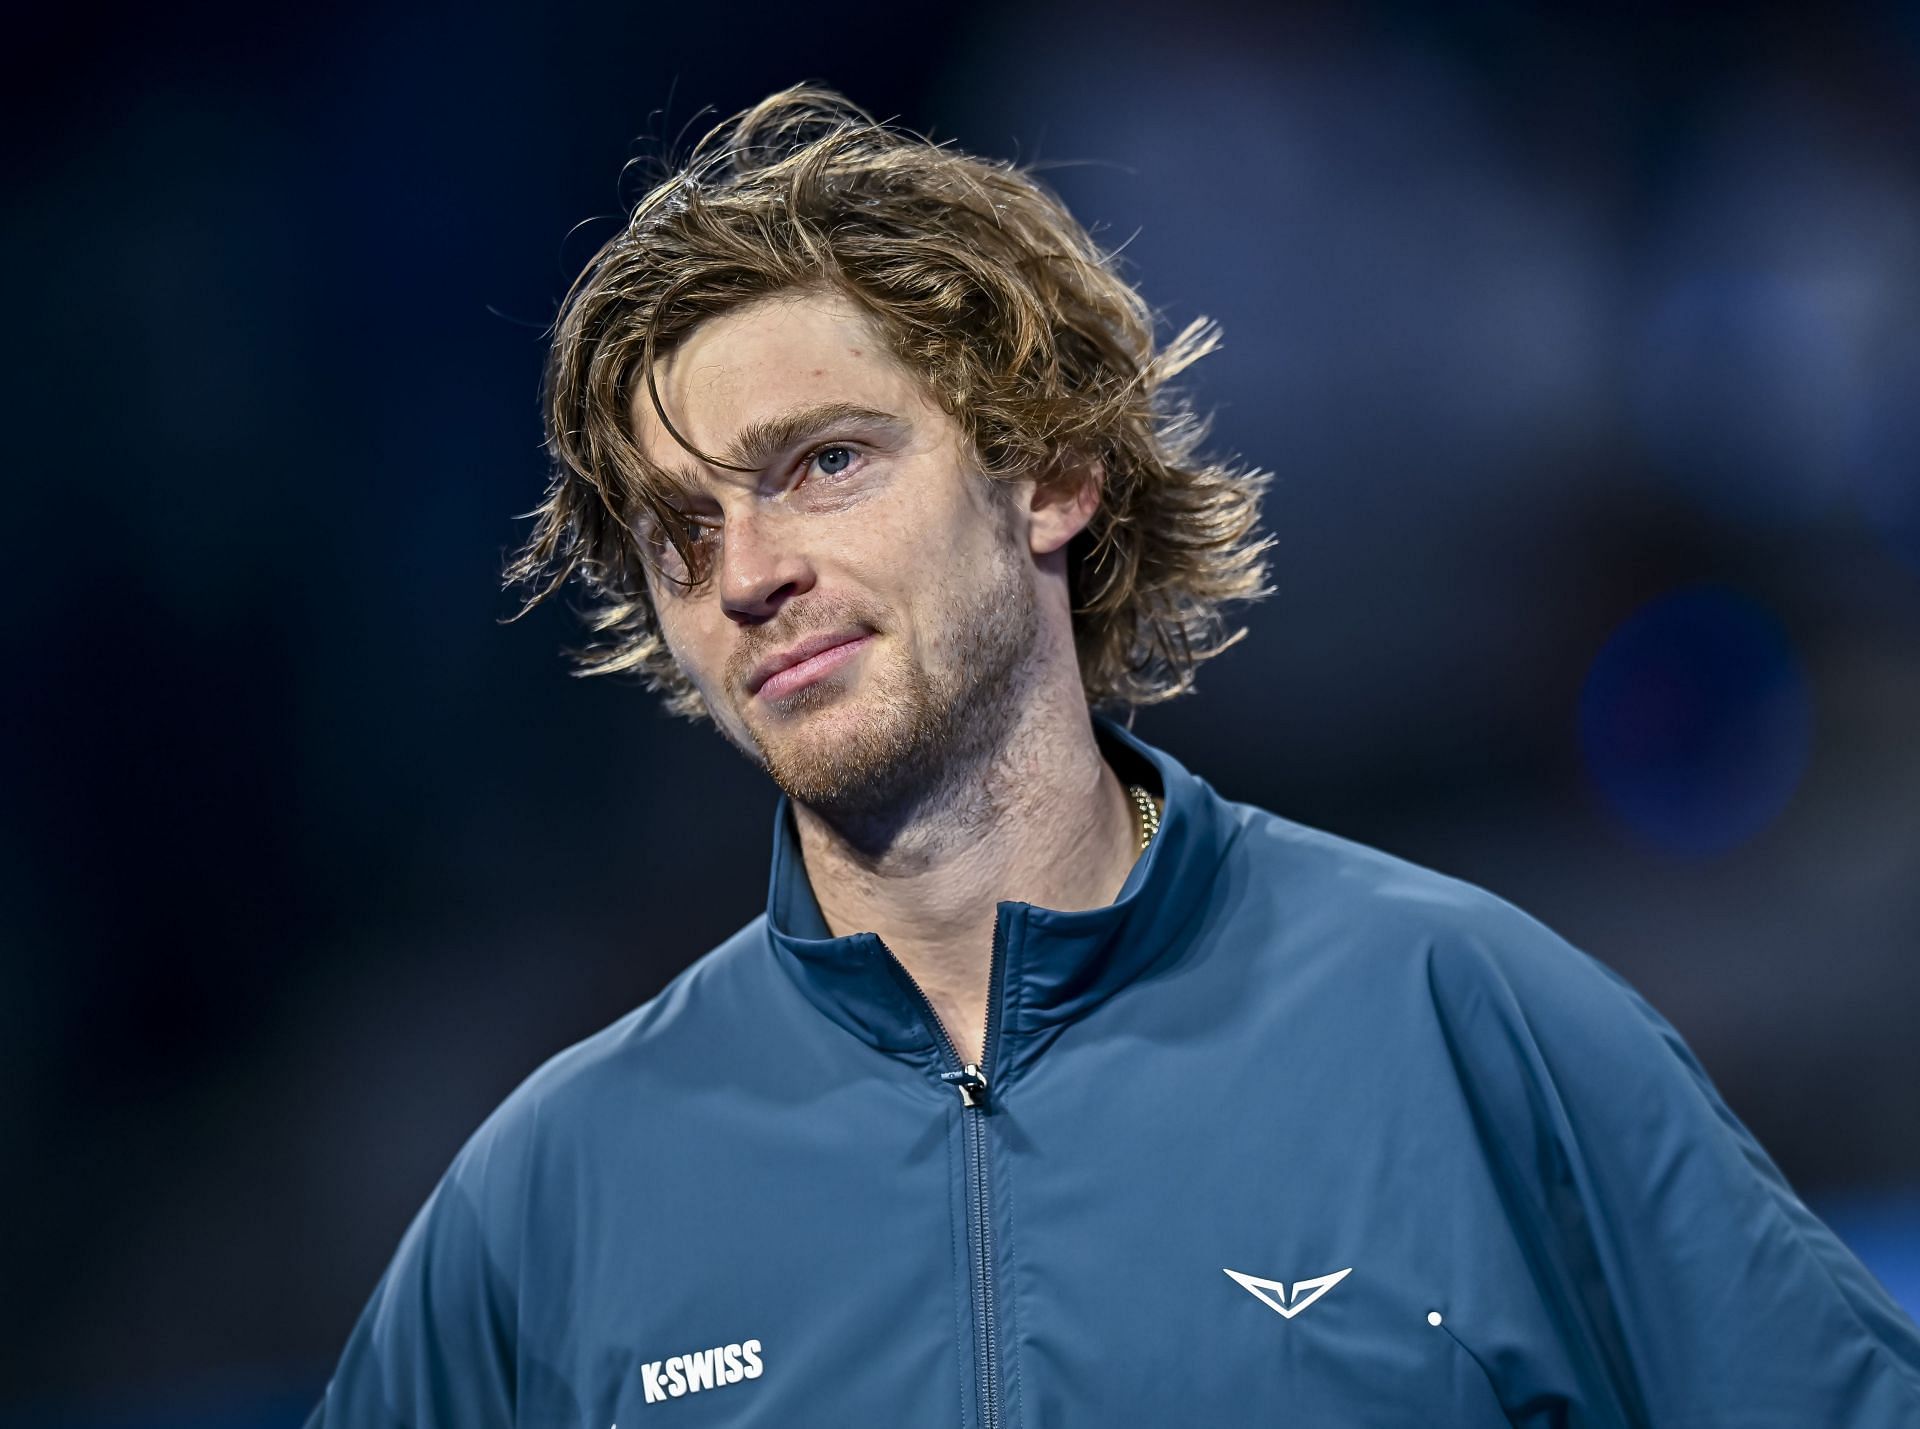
[1126,784,1160,852]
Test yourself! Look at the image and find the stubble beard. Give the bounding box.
[727,546,1040,825]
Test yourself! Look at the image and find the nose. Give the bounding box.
[717,507,814,625]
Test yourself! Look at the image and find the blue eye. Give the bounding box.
[811,445,855,477]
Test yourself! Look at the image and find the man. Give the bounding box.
[306,88,1920,1426]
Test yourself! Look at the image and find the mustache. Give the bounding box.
[725,598,885,694]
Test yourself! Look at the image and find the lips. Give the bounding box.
[745,628,872,700]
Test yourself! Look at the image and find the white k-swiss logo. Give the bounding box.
[1223,1266,1353,1320]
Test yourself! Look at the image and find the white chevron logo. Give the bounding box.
[1223,1266,1353,1320]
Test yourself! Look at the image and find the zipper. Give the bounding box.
[881,915,1006,1429]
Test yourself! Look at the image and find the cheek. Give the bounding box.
[861,484,992,585]
[652,599,722,683]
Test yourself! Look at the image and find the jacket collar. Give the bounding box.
[764,716,1241,1081]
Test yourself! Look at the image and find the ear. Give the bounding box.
[1027,453,1104,558]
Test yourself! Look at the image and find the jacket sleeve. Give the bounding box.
[1427,908,1920,1427]
[303,1169,518,1429]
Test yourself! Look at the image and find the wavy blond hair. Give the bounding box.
[507,85,1270,718]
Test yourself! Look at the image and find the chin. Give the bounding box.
[748,669,946,813]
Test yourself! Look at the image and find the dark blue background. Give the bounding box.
[8,1,1920,1422]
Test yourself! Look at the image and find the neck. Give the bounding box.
[793,686,1139,1067]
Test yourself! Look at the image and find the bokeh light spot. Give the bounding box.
[1579,584,1813,858]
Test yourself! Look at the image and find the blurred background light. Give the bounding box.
[1632,269,1868,525]
[1579,582,1814,858]
[1849,335,1920,575]
[1629,80,1920,532]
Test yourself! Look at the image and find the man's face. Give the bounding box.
[631,289,1043,814]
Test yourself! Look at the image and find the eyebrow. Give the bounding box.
[659,402,910,490]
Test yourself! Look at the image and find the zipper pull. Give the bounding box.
[941,1063,990,1109]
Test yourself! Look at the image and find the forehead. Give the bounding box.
[629,289,940,474]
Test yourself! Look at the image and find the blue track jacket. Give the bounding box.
[306,721,1920,1426]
